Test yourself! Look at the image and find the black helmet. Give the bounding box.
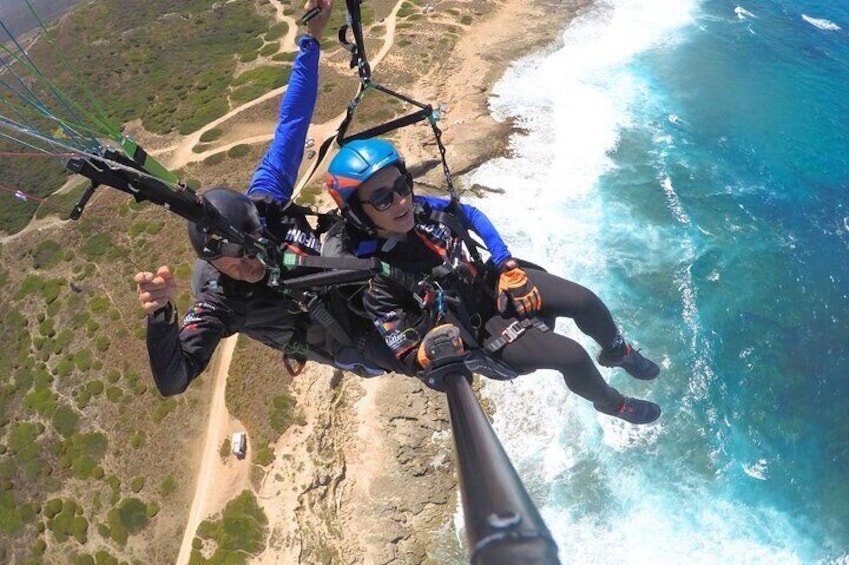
[188,187,262,260]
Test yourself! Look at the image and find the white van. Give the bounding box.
[231,432,247,459]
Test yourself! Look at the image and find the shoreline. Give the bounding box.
[395,0,593,190]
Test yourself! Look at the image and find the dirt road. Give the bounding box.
[174,335,238,565]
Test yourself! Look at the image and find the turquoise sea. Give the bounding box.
[466,0,849,562]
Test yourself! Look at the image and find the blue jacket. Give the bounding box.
[247,35,320,204]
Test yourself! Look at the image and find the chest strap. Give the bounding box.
[484,318,550,354]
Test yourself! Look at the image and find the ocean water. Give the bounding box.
[463,0,849,562]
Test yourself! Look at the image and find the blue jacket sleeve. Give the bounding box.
[417,195,512,266]
[247,36,320,203]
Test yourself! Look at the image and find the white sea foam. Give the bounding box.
[742,458,770,480]
[455,0,823,561]
[735,6,756,20]
[802,14,841,31]
[661,176,691,225]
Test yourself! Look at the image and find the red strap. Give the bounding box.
[283,356,306,377]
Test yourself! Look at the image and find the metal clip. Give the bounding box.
[500,321,526,344]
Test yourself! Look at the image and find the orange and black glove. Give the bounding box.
[496,259,542,318]
[417,324,465,369]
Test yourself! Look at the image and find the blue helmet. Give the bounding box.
[326,140,405,234]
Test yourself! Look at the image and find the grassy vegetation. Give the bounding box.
[0,191,214,562]
[0,0,292,235]
[191,490,268,564]
[226,335,297,451]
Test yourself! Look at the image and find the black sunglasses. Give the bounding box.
[202,236,256,261]
[359,172,413,212]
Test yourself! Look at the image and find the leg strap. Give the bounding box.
[483,317,550,354]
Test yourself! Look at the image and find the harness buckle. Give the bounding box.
[501,320,526,344]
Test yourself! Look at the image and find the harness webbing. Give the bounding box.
[335,0,485,267]
[483,318,551,354]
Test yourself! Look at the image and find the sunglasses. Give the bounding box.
[359,172,413,212]
[202,236,256,261]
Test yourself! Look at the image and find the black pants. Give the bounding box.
[486,269,625,410]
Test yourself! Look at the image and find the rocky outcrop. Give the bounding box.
[254,367,460,564]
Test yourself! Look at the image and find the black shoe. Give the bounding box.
[594,397,661,424]
[598,344,660,380]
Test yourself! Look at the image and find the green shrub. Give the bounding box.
[255,447,274,466]
[71,454,99,479]
[114,498,148,533]
[86,380,104,395]
[199,128,223,143]
[72,515,89,543]
[41,278,65,304]
[81,233,111,259]
[130,433,145,449]
[269,394,295,432]
[95,335,111,352]
[94,549,118,565]
[89,296,109,315]
[152,397,177,422]
[159,476,177,497]
[43,498,63,519]
[128,222,148,238]
[60,432,108,481]
[130,476,145,493]
[74,349,93,371]
[106,386,122,403]
[75,553,95,565]
[15,274,44,299]
[265,22,288,41]
[272,52,297,62]
[52,405,80,438]
[202,152,225,166]
[259,42,279,57]
[110,521,128,545]
[53,329,74,354]
[38,317,55,338]
[24,387,57,416]
[227,144,251,159]
[33,239,63,269]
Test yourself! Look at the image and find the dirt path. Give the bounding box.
[162,3,299,171]
[175,335,240,565]
[163,0,402,172]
